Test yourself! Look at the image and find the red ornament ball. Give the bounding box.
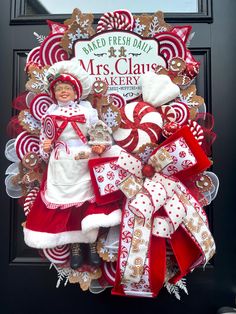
[142,164,155,178]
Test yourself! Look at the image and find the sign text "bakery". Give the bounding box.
[73,30,167,101]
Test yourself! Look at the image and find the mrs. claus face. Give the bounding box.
[54,83,76,103]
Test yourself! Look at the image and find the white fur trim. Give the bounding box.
[81,209,122,232]
[23,227,98,249]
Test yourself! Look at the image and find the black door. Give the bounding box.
[1,1,235,313]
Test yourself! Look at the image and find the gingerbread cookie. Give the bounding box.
[133,11,171,37]
[20,152,45,186]
[87,80,111,110]
[169,57,186,74]
[61,8,95,54]
[18,110,41,136]
[131,229,144,253]
[22,152,39,170]
[129,257,144,277]
[97,234,117,262]
[25,64,50,94]
[155,57,191,89]
[177,84,205,110]
[88,80,121,131]
[69,268,102,291]
[195,174,213,193]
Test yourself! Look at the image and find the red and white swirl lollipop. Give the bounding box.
[154,32,187,62]
[43,245,70,264]
[39,33,69,66]
[23,187,39,216]
[15,131,40,160]
[101,262,117,286]
[26,47,41,67]
[109,92,126,109]
[114,10,134,28]
[97,10,134,33]
[170,102,190,125]
[30,94,54,121]
[156,105,176,124]
[43,116,55,140]
[113,101,163,153]
[187,119,204,145]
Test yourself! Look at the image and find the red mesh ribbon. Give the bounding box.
[12,92,28,111]
[195,113,216,156]
[7,116,24,138]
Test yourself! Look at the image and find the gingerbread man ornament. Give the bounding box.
[87,79,121,131]
[155,57,191,88]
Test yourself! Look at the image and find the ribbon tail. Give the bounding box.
[168,226,203,284]
[149,235,166,297]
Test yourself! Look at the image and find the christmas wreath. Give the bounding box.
[5,8,219,299]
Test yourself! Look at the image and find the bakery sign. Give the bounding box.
[72,30,167,101]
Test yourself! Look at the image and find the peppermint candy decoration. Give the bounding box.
[101,262,117,285]
[164,142,177,153]
[107,171,115,181]
[120,245,128,259]
[109,161,119,170]
[121,230,132,243]
[43,245,70,264]
[39,33,68,66]
[127,217,135,229]
[156,105,176,124]
[170,102,190,125]
[113,101,163,153]
[26,47,41,66]
[118,169,128,180]
[15,131,40,160]
[155,32,187,62]
[97,10,134,33]
[179,137,188,148]
[187,120,204,145]
[94,164,105,173]
[23,187,39,216]
[30,94,54,121]
[166,164,178,175]
[43,116,55,140]
[109,92,126,109]
[179,151,187,158]
[171,155,178,164]
[104,184,116,194]
[97,175,104,183]
[181,160,194,169]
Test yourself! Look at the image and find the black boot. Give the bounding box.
[88,242,101,267]
[70,243,84,269]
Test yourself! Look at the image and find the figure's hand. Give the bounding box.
[43,139,52,153]
[91,145,106,155]
[74,151,90,160]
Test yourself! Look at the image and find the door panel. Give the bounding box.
[1,0,235,313]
